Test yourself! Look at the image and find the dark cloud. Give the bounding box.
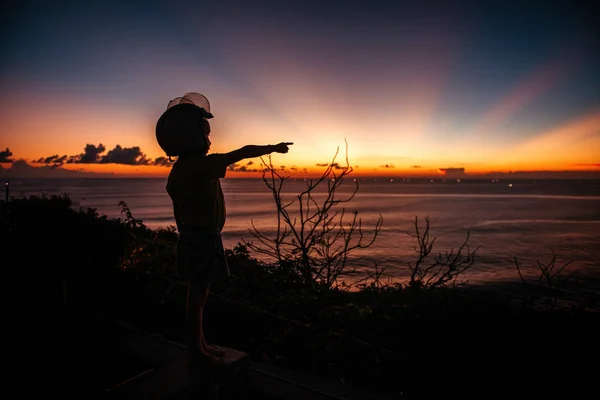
[53,155,68,166]
[380,164,395,168]
[316,162,345,170]
[0,159,104,178]
[43,155,60,164]
[0,148,14,163]
[227,162,259,172]
[411,165,423,168]
[25,143,171,168]
[246,161,254,165]
[46,144,151,165]
[100,145,150,165]
[8,159,34,170]
[78,144,106,163]
[33,154,69,168]
[153,156,172,166]
[438,167,466,177]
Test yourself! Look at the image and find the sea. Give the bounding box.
[5,177,600,291]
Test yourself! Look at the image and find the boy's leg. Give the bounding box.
[186,280,212,360]
[186,280,225,361]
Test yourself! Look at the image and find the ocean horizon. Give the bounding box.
[5,177,600,291]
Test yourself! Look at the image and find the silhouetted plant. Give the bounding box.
[118,200,144,230]
[352,262,392,291]
[117,201,179,279]
[406,216,478,289]
[2,194,132,315]
[245,142,383,291]
[514,250,577,312]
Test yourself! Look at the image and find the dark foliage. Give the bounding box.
[1,195,597,398]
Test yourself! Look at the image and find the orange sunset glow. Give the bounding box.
[1,2,598,179]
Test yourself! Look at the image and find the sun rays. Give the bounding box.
[1,6,598,178]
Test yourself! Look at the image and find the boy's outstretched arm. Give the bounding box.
[224,142,293,165]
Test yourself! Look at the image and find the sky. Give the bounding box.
[1,0,599,178]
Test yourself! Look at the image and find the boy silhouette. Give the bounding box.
[156,93,292,368]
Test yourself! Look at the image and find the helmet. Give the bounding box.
[155,92,214,157]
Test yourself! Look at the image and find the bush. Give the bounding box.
[3,192,597,398]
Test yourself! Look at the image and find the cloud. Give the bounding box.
[100,145,150,165]
[41,155,59,164]
[11,159,39,170]
[0,148,14,163]
[227,163,303,174]
[153,156,173,166]
[36,144,153,166]
[316,162,345,170]
[73,144,106,163]
[379,164,395,168]
[227,162,260,172]
[438,167,466,177]
[411,165,423,168]
[0,159,103,178]
[33,154,69,168]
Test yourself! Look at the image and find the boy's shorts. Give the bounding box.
[176,229,230,284]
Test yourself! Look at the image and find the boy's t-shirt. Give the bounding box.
[166,154,228,232]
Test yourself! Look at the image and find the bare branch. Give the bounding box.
[247,141,382,291]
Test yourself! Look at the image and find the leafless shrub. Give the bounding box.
[406,216,478,289]
[514,251,577,312]
[245,142,383,291]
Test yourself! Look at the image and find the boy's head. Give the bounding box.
[155,93,214,158]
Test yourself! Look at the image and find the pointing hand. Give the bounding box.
[273,142,293,154]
